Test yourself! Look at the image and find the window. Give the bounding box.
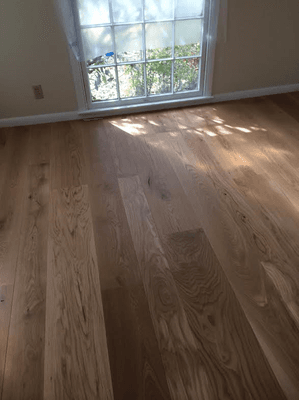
[74,0,214,110]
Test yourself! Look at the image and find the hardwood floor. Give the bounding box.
[0,92,298,399]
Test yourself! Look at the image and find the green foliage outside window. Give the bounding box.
[125,43,200,95]
[88,43,200,101]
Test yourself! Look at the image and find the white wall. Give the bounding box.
[0,0,298,119]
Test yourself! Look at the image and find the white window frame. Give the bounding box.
[68,0,221,117]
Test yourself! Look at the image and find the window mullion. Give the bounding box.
[81,16,204,30]
[142,0,147,97]
[108,0,120,100]
[198,0,207,92]
[87,55,199,71]
[171,20,174,94]
[172,0,178,93]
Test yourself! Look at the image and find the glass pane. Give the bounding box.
[145,0,174,21]
[81,27,114,63]
[88,67,118,101]
[146,22,172,60]
[175,20,202,57]
[176,0,204,18]
[118,64,145,98]
[115,25,143,62]
[86,53,115,67]
[112,0,142,23]
[77,0,110,25]
[146,61,172,95]
[174,58,199,92]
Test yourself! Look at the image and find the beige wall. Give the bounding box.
[0,0,77,119]
[213,0,299,94]
[0,0,298,119]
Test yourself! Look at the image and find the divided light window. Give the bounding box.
[76,0,208,106]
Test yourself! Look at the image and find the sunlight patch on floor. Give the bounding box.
[250,126,267,132]
[215,125,232,135]
[148,120,159,126]
[265,147,292,158]
[227,154,250,167]
[237,154,248,164]
[167,131,179,137]
[212,118,224,124]
[194,129,204,136]
[177,123,188,129]
[107,109,269,137]
[110,120,146,135]
[204,130,217,137]
[235,127,251,133]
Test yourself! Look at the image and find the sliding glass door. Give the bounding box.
[75,0,211,109]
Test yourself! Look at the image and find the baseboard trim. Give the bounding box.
[211,83,299,103]
[0,111,79,128]
[1,83,298,127]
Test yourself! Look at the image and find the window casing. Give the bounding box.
[71,0,216,111]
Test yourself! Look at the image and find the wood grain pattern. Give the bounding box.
[0,127,30,397]
[186,99,299,261]
[268,93,299,124]
[119,174,202,400]
[162,228,286,400]
[44,185,113,400]
[28,123,51,165]
[210,97,299,196]
[104,120,201,235]
[194,99,299,309]
[2,163,49,400]
[1,92,299,399]
[118,173,287,400]
[261,261,299,330]
[0,129,10,198]
[50,121,87,190]
[136,132,202,235]
[83,120,172,400]
[220,99,299,262]
[160,127,299,399]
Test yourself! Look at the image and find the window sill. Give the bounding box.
[79,95,214,119]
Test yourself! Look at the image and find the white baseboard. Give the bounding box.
[0,111,79,128]
[211,83,299,103]
[1,83,298,128]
